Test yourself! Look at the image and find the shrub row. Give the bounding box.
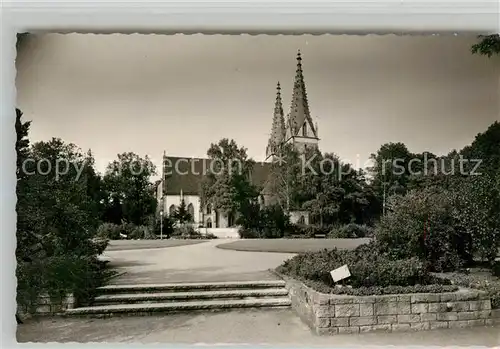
[240,223,373,239]
[328,223,374,238]
[97,222,156,240]
[289,223,373,239]
[172,225,217,239]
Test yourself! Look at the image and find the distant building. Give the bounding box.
[156,51,319,232]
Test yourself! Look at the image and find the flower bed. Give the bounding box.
[275,242,500,334]
[277,242,451,290]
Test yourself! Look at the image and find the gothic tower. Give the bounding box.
[284,50,319,153]
[265,82,286,160]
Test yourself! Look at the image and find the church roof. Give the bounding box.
[162,156,272,196]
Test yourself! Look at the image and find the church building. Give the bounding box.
[156,51,319,235]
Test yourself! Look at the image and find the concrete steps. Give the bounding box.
[66,280,290,316]
[94,288,289,304]
[97,280,286,294]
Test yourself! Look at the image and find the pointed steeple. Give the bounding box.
[272,81,286,144]
[266,81,286,159]
[287,50,317,138]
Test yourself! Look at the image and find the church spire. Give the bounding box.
[273,81,286,143]
[266,81,286,159]
[287,50,317,138]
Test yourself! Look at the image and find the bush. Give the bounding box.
[451,174,500,264]
[92,237,109,255]
[153,215,176,238]
[376,180,500,272]
[239,228,261,239]
[96,223,121,240]
[239,204,289,239]
[278,242,438,289]
[260,205,289,238]
[97,222,159,240]
[329,223,374,238]
[173,225,205,239]
[17,255,110,310]
[286,224,329,238]
[204,232,218,239]
[489,287,500,309]
[434,271,500,309]
[375,188,468,272]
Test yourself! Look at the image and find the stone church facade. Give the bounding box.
[156,51,319,233]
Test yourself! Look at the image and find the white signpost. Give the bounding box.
[330,264,351,283]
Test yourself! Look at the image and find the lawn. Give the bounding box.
[216,238,371,253]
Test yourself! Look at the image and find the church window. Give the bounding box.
[302,122,307,137]
[206,203,212,214]
[187,203,195,222]
[169,204,176,215]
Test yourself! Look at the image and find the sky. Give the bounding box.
[16,34,500,177]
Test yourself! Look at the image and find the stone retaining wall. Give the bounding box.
[18,293,75,318]
[283,276,500,335]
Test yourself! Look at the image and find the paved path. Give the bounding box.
[102,239,296,284]
[17,310,500,345]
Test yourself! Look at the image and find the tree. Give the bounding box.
[173,199,192,224]
[472,34,500,57]
[301,152,342,226]
[460,121,500,175]
[16,108,31,181]
[266,143,303,212]
[81,150,107,223]
[16,135,107,309]
[303,153,377,226]
[19,138,100,255]
[369,142,414,198]
[201,138,257,219]
[103,152,157,226]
